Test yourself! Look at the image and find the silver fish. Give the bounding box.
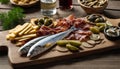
[27,26,76,58]
[18,35,49,56]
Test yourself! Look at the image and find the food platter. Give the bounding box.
[0,15,120,68]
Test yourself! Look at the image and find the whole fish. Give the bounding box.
[27,26,76,58]
[18,35,49,56]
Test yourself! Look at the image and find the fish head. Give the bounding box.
[27,45,45,58]
[18,45,31,56]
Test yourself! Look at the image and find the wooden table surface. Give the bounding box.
[0,0,120,69]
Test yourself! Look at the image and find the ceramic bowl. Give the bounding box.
[78,0,108,14]
[10,0,39,7]
[104,26,120,41]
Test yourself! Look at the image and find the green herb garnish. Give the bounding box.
[0,0,9,4]
[0,7,25,30]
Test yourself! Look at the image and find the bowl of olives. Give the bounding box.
[104,26,120,41]
[78,0,108,14]
[86,14,106,24]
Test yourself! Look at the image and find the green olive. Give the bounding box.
[66,44,79,51]
[96,23,106,27]
[99,18,105,22]
[44,19,53,26]
[68,40,81,47]
[96,23,106,32]
[90,26,100,34]
[99,26,105,32]
[38,19,44,25]
[95,17,105,23]
[95,18,101,23]
[56,40,69,46]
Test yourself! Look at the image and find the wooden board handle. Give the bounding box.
[0,31,9,54]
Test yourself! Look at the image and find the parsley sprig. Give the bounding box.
[0,7,25,30]
[0,0,9,4]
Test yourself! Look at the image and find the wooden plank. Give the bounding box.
[0,17,120,68]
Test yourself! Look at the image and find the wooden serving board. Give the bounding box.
[0,17,120,68]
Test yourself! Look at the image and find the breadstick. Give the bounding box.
[18,38,30,42]
[32,25,39,30]
[24,27,33,35]
[9,25,21,34]
[28,29,36,34]
[13,23,29,35]
[15,42,24,47]
[14,34,36,40]
[18,23,32,36]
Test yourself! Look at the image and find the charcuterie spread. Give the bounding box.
[6,14,118,59]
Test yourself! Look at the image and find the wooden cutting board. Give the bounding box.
[0,17,120,68]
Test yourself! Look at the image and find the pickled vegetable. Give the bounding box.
[66,44,79,51]
[87,14,106,23]
[90,26,100,34]
[87,14,96,22]
[56,40,69,46]
[57,40,81,47]
[44,19,53,26]
[99,26,105,32]
[37,16,53,26]
[68,40,81,47]
[106,21,113,27]
[39,19,44,25]
[96,23,106,27]
[95,18,104,23]
[96,23,106,32]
